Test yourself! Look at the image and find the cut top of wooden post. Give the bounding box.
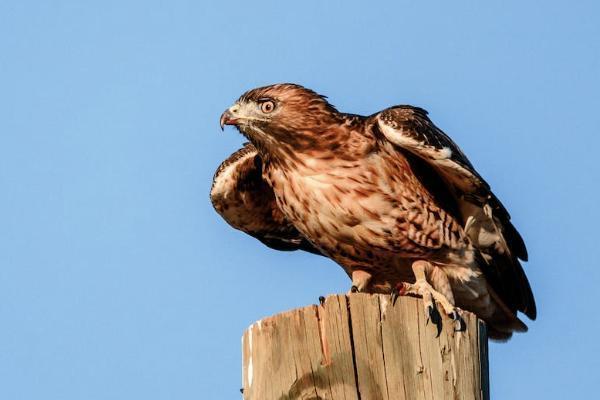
[241,294,488,400]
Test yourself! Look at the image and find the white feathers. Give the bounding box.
[464,215,476,233]
[440,146,453,159]
[378,122,415,148]
[378,118,453,160]
[210,151,255,200]
[378,115,483,195]
[462,202,503,250]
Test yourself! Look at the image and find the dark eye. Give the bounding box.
[260,100,275,113]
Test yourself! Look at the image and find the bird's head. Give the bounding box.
[220,83,342,158]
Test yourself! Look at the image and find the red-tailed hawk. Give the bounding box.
[211,83,535,340]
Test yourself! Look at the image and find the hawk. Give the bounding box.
[211,83,535,340]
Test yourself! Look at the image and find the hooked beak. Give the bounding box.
[219,109,238,131]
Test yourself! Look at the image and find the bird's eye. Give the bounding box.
[260,100,275,114]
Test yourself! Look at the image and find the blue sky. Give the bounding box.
[1,1,599,398]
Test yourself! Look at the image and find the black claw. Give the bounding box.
[428,304,442,337]
[391,283,405,306]
[350,285,358,293]
[448,310,467,332]
[455,315,467,332]
[318,296,325,306]
[240,388,244,394]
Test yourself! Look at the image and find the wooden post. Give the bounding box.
[241,294,489,400]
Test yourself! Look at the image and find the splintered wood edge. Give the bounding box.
[242,293,489,400]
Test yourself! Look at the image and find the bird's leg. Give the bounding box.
[429,266,466,332]
[349,269,372,293]
[391,260,465,335]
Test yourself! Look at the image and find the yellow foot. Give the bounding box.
[349,269,372,294]
[391,260,466,336]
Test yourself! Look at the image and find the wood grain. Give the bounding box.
[241,294,489,400]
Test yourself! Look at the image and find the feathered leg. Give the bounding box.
[349,269,372,293]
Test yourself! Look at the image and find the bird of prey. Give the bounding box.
[211,83,535,340]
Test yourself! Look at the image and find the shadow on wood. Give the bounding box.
[241,294,488,400]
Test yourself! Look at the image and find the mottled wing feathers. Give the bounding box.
[376,106,487,194]
[210,143,321,255]
[374,106,526,257]
[486,192,529,261]
[375,106,535,319]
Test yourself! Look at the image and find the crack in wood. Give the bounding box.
[241,294,487,400]
[345,295,363,400]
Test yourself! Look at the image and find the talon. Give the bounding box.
[448,310,466,332]
[396,261,462,337]
[428,304,442,337]
[426,305,431,323]
[454,315,467,332]
[318,296,325,306]
[390,282,406,305]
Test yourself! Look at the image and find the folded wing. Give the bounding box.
[211,143,322,255]
[375,106,536,320]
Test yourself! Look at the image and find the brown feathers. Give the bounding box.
[214,83,536,339]
[210,143,321,255]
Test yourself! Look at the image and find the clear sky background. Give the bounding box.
[1,1,598,399]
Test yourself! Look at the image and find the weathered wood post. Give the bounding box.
[241,294,488,400]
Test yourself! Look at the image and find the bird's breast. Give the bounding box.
[264,154,414,252]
